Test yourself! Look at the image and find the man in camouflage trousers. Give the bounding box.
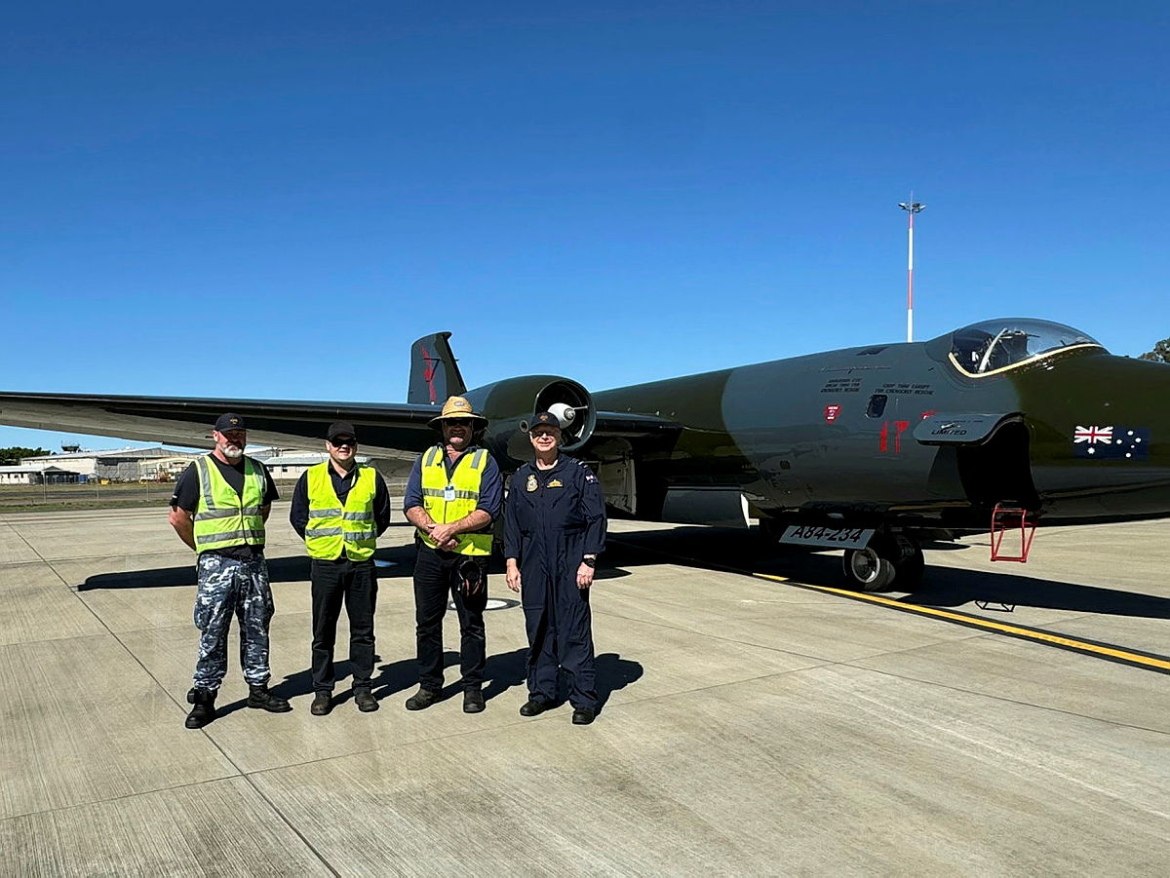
[169,413,291,728]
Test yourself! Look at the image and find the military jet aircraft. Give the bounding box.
[2,317,1167,591]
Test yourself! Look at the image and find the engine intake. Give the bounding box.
[464,376,596,465]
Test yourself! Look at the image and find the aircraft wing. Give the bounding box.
[0,389,680,463]
[0,391,441,461]
[0,335,679,466]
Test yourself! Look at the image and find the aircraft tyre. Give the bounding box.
[892,538,925,589]
[841,540,897,592]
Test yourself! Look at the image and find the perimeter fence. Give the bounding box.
[0,477,409,513]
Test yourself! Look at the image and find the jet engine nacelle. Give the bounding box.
[463,375,596,465]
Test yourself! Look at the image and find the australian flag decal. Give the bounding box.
[1073,425,1150,460]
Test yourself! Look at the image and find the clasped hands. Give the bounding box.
[426,522,461,551]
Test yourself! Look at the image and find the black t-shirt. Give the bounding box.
[171,456,279,559]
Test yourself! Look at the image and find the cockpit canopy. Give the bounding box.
[950,319,1105,376]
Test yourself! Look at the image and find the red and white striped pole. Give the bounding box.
[899,197,925,343]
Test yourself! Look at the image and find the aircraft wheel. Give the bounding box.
[842,543,896,592]
[892,539,925,590]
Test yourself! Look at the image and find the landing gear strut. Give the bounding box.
[841,533,924,592]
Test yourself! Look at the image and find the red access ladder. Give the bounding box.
[990,503,1037,562]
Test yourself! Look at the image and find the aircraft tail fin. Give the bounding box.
[408,332,466,405]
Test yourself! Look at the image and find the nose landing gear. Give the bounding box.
[842,533,924,592]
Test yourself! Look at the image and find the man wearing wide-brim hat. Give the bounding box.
[403,395,503,714]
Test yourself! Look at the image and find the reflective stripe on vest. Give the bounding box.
[419,446,492,556]
[305,462,379,561]
[192,456,267,554]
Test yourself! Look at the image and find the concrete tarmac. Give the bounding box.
[2,506,1170,876]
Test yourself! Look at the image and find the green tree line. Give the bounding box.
[0,447,51,465]
[1140,337,1170,363]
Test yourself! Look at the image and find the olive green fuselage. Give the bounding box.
[591,339,1170,529]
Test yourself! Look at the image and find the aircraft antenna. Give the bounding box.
[898,196,925,342]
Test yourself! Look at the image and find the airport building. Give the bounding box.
[22,447,203,482]
[0,464,81,485]
[256,451,371,481]
[15,447,371,484]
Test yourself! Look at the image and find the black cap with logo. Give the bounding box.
[214,413,247,432]
[529,411,563,431]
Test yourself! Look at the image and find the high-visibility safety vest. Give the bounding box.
[418,446,492,556]
[192,455,267,554]
[304,462,378,561]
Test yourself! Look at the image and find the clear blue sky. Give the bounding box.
[3,2,1167,451]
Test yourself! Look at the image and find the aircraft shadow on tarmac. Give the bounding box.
[80,543,633,591]
[77,526,1170,620]
[605,526,1170,620]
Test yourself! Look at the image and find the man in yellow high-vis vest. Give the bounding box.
[289,421,392,717]
[168,412,291,729]
[403,396,503,714]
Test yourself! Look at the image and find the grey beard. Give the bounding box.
[223,446,244,459]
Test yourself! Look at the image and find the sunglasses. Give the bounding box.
[330,437,356,448]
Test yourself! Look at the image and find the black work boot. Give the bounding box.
[185,688,217,729]
[404,687,441,711]
[247,684,292,713]
[571,706,596,726]
[310,691,333,716]
[353,688,379,713]
[463,688,485,714]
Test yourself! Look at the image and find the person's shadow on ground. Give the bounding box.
[257,648,643,714]
[510,652,645,715]
[595,653,643,712]
[359,647,531,706]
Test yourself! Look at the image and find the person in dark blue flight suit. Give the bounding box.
[505,411,607,725]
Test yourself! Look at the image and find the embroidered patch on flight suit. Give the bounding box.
[526,474,538,492]
[547,479,563,488]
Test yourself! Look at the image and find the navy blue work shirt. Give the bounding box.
[504,455,606,564]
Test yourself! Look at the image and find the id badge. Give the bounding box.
[443,485,456,502]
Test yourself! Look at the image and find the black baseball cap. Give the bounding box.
[214,413,247,432]
[327,421,358,442]
[529,411,563,431]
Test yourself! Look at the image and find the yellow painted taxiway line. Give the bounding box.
[753,572,1170,674]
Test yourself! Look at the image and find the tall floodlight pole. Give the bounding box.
[898,197,925,342]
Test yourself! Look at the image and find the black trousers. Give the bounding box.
[311,557,377,693]
[413,543,488,691]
